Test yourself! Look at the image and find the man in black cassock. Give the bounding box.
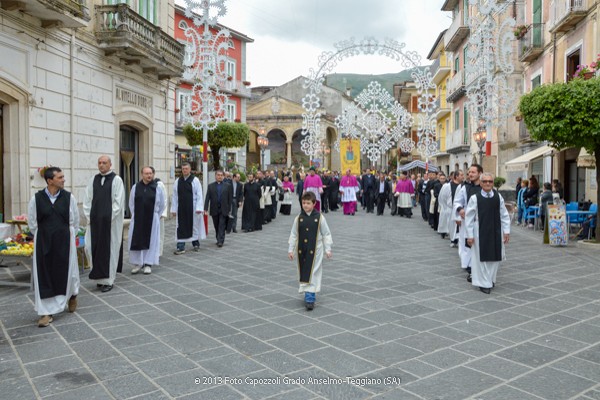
[329,172,340,211]
[28,167,80,327]
[321,171,331,213]
[241,173,262,232]
[83,155,125,293]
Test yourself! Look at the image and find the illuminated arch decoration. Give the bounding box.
[301,37,438,161]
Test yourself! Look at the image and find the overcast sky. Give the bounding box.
[197,1,451,86]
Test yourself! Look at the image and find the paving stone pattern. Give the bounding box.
[1,203,600,399]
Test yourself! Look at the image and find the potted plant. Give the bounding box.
[513,25,528,39]
[573,64,594,80]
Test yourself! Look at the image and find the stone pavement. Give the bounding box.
[1,202,600,400]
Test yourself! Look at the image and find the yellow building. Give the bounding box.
[427,29,453,175]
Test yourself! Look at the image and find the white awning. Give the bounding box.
[504,145,556,172]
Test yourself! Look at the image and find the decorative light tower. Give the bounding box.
[465,0,517,165]
[181,0,230,197]
[257,126,269,170]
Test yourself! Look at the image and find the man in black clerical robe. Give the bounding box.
[241,173,262,232]
[28,167,80,327]
[84,155,125,293]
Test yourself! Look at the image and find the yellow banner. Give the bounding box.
[340,139,361,176]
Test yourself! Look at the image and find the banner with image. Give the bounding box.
[340,139,361,176]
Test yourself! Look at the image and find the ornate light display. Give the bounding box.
[464,0,517,151]
[181,0,230,131]
[334,81,413,164]
[181,0,229,197]
[302,37,438,161]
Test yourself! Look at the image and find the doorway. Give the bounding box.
[120,125,140,218]
[0,105,4,221]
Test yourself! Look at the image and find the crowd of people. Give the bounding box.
[29,157,514,327]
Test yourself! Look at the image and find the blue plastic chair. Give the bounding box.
[524,206,540,229]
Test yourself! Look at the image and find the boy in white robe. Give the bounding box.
[288,191,333,310]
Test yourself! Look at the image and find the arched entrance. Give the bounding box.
[120,125,139,218]
[266,128,286,170]
[291,129,310,168]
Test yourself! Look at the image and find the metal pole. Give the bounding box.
[202,125,209,234]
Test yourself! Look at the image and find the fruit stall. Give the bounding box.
[0,216,86,288]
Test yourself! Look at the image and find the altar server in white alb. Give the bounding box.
[171,162,205,255]
[28,167,80,327]
[465,172,511,294]
[128,167,166,275]
[83,155,125,293]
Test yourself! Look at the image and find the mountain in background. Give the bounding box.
[324,66,429,98]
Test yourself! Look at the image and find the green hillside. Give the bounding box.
[324,67,429,97]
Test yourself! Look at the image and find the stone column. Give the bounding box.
[286,141,292,168]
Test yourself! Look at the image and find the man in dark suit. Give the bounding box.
[376,172,390,215]
[226,172,243,234]
[204,170,233,247]
[362,170,376,213]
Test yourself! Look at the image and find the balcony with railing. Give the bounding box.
[215,78,252,98]
[445,9,470,52]
[434,96,450,119]
[518,24,545,62]
[431,55,452,85]
[1,0,90,27]
[446,71,466,102]
[95,4,185,80]
[549,0,587,33]
[446,128,470,154]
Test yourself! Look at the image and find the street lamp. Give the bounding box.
[257,126,269,170]
[473,124,487,165]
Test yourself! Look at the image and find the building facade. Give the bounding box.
[0,0,184,218]
[173,5,253,173]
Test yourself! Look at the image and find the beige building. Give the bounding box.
[0,0,183,218]
[246,77,353,172]
[512,0,598,203]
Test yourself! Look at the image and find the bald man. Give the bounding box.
[83,155,125,293]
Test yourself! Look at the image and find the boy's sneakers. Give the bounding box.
[193,246,200,252]
[304,292,316,311]
[174,249,185,255]
[131,266,142,274]
[142,266,152,274]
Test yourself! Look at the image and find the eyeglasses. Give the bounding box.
[481,180,494,184]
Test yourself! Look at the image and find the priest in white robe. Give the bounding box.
[453,164,483,282]
[128,167,166,274]
[465,172,510,294]
[437,181,453,238]
[83,155,125,293]
[28,167,80,327]
[171,162,205,255]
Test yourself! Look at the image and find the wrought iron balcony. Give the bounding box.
[446,128,470,154]
[445,9,470,52]
[215,78,252,98]
[431,57,451,85]
[1,0,90,27]
[95,4,185,80]
[434,97,450,119]
[446,71,466,102]
[549,0,587,33]
[518,24,545,62]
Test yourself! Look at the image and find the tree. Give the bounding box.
[183,122,250,170]
[519,78,600,241]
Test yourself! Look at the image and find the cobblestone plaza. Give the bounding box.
[1,205,600,399]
